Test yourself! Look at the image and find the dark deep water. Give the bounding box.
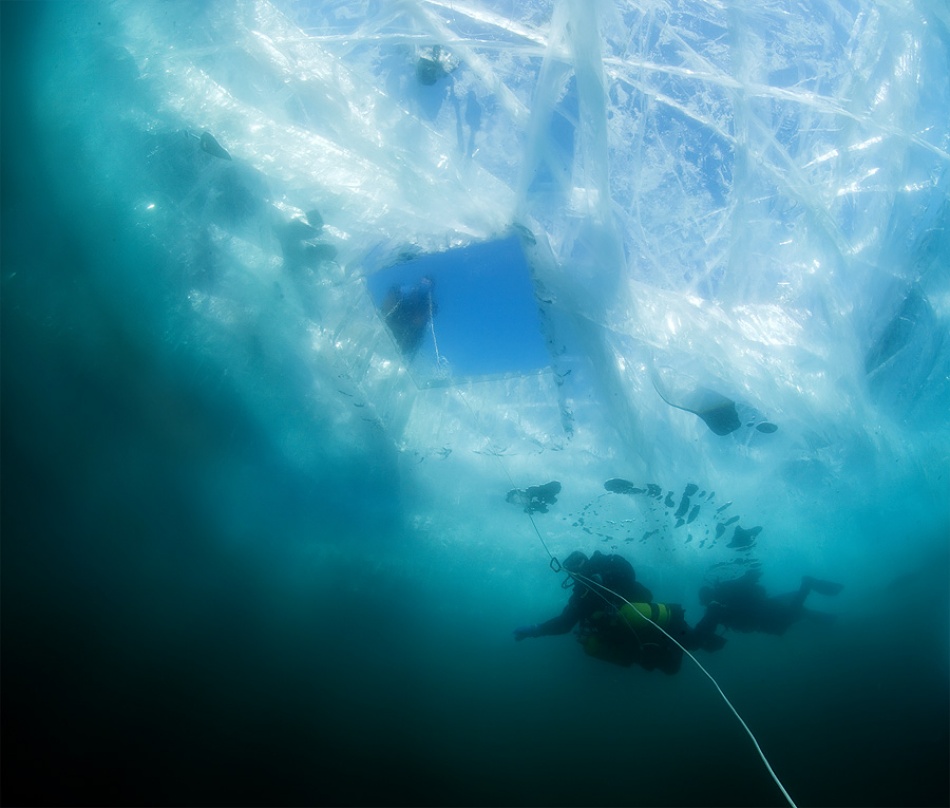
[3,5,949,807]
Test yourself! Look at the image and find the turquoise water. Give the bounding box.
[3,3,948,806]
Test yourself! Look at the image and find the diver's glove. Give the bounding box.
[513,624,539,641]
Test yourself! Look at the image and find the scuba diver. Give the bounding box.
[513,551,724,675]
[381,276,436,358]
[691,569,843,642]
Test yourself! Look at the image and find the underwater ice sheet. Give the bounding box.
[3,1,949,807]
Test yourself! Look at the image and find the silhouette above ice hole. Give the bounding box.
[651,366,778,436]
[366,235,548,384]
[381,276,437,358]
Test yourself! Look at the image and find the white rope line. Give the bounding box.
[571,569,798,808]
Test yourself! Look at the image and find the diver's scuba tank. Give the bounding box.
[581,602,686,667]
[619,602,676,632]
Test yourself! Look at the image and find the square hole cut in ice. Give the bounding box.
[366,234,549,386]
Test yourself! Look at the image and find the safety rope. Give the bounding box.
[427,286,449,375]
[566,568,798,808]
[449,381,797,806]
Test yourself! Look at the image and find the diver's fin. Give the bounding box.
[200,131,232,160]
[805,577,844,596]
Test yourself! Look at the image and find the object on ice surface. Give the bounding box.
[380,276,438,359]
[199,131,231,161]
[864,285,947,421]
[651,366,742,435]
[650,366,779,437]
[275,215,337,271]
[416,45,458,85]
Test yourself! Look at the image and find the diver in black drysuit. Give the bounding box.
[691,569,843,642]
[514,551,721,674]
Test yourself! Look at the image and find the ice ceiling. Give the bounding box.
[42,0,949,580]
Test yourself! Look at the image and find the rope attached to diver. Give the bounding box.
[427,286,448,373]
[451,383,796,806]
[565,568,799,808]
[453,387,558,563]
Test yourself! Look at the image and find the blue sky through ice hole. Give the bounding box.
[366,234,549,384]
